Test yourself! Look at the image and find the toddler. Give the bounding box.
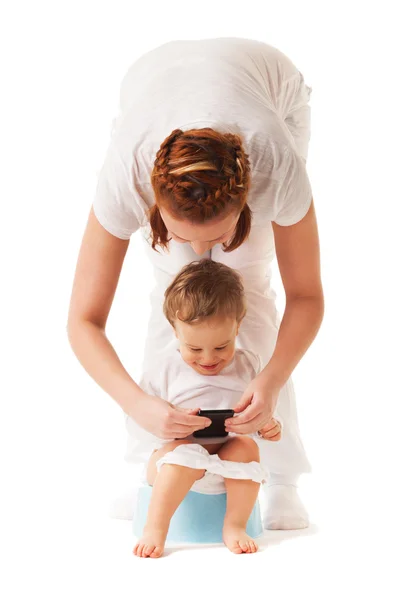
[131,259,282,557]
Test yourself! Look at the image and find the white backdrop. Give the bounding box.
[1,1,399,598]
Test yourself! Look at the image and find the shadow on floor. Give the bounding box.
[257,523,319,548]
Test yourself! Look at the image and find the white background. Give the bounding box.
[1,1,399,598]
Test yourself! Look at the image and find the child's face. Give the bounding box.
[174,316,239,376]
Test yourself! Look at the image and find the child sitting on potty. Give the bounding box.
[131,259,282,558]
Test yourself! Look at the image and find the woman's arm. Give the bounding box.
[67,208,211,436]
[67,207,144,413]
[225,199,324,433]
[264,198,324,388]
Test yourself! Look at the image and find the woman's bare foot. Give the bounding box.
[133,527,168,558]
[222,523,258,554]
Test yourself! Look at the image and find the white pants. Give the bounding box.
[139,441,268,495]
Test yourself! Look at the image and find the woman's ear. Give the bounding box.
[236,319,242,335]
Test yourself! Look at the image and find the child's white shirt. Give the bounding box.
[125,346,282,467]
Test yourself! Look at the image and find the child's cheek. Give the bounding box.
[223,347,236,362]
[179,347,188,361]
[180,347,197,365]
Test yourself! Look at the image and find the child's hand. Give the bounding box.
[257,418,282,441]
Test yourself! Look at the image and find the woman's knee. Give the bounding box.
[218,435,260,462]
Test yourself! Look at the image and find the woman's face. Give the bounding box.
[160,209,239,255]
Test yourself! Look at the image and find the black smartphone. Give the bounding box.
[193,409,235,438]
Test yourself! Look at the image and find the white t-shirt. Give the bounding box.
[125,345,281,465]
[93,38,313,239]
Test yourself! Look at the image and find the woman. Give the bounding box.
[67,38,324,529]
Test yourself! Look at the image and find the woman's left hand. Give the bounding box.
[224,373,282,435]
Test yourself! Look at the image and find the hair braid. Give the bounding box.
[149,127,252,251]
[153,128,184,184]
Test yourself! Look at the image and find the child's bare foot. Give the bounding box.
[133,527,168,558]
[222,523,258,554]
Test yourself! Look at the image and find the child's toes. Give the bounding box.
[232,541,243,554]
[239,539,250,553]
[142,544,151,556]
[133,543,144,557]
[249,540,258,553]
[150,546,163,558]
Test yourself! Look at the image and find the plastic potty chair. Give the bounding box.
[132,483,264,544]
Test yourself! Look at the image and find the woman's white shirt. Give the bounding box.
[92,38,313,239]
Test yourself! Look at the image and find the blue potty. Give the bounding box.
[132,484,264,544]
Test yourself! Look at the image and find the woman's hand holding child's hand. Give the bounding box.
[224,372,281,435]
[131,393,211,439]
[257,418,282,441]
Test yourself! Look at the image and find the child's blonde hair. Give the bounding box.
[163,259,247,326]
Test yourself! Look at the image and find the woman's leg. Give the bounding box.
[217,436,261,554]
[133,441,205,558]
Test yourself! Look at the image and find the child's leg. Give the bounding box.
[133,441,205,559]
[217,436,261,554]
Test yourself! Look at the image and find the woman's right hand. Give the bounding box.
[129,392,212,439]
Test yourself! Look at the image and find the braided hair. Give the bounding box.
[149,128,252,252]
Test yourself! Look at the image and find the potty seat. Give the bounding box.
[132,483,263,544]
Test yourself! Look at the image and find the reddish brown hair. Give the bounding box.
[163,259,247,325]
[149,128,252,252]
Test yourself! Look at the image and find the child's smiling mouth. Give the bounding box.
[198,362,220,370]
